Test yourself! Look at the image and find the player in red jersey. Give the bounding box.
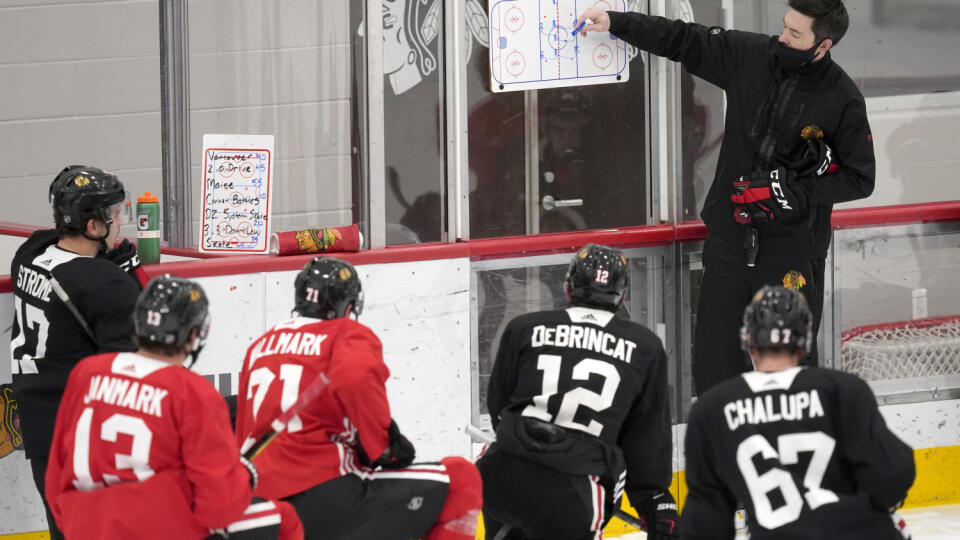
[45,275,303,540]
[236,256,482,540]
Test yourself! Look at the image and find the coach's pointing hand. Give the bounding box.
[576,7,611,35]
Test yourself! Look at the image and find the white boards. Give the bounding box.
[199,134,274,254]
[489,0,630,92]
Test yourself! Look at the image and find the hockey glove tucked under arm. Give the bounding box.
[634,490,680,540]
[104,239,149,289]
[373,419,416,469]
[731,167,807,224]
[789,138,838,179]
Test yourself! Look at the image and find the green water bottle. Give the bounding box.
[136,191,161,265]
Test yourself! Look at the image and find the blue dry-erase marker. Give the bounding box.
[570,18,593,36]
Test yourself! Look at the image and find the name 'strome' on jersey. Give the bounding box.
[16,265,52,301]
[247,330,328,366]
[723,389,825,431]
[81,375,169,418]
[530,324,638,363]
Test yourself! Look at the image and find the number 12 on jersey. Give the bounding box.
[521,354,620,437]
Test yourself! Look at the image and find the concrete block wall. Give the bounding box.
[0,0,353,244]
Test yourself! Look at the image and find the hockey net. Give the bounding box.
[841,315,960,381]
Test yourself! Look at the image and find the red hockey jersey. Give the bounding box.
[236,316,392,499]
[46,352,253,539]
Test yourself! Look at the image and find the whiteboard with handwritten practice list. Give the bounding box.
[199,134,273,253]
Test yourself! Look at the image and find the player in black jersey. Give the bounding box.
[10,165,145,539]
[478,244,679,540]
[681,286,915,540]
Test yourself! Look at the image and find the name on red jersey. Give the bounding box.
[248,331,327,366]
[82,375,169,418]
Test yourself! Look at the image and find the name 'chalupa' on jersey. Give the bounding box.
[723,389,825,431]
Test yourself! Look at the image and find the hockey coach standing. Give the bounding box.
[576,0,875,394]
[10,165,147,539]
[681,286,915,539]
[479,244,678,540]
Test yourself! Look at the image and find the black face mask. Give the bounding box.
[776,40,822,71]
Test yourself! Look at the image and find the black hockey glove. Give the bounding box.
[731,167,806,224]
[634,490,680,540]
[789,138,837,179]
[239,455,259,490]
[103,239,149,289]
[372,420,416,469]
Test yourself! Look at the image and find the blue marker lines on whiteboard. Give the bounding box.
[488,0,629,92]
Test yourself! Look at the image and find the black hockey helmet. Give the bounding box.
[50,165,128,234]
[564,243,629,310]
[740,286,813,353]
[294,256,364,320]
[133,275,210,362]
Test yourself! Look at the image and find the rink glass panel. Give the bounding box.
[466,1,651,239]
[829,221,960,404]
[187,0,357,237]
[470,246,677,428]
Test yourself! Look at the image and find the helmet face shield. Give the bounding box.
[106,195,131,227]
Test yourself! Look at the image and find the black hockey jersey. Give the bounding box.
[10,230,139,458]
[487,306,673,504]
[681,367,915,540]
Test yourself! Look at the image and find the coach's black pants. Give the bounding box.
[692,234,825,395]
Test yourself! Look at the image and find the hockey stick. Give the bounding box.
[465,424,646,533]
[241,372,330,460]
[49,276,98,346]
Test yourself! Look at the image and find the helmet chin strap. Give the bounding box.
[82,213,113,254]
[184,341,204,370]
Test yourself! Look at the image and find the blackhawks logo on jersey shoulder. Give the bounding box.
[0,385,23,459]
[782,270,807,290]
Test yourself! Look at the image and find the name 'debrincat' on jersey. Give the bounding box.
[531,324,638,363]
[724,389,825,431]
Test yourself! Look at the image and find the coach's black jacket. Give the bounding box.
[609,11,875,259]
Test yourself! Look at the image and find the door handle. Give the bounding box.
[542,195,583,211]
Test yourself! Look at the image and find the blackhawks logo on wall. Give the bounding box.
[295,228,343,253]
[0,385,23,459]
[782,270,807,290]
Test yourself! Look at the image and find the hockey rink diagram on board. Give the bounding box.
[489,0,630,92]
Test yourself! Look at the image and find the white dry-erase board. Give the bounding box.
[489,0,630,92]
[199,134,273,253]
